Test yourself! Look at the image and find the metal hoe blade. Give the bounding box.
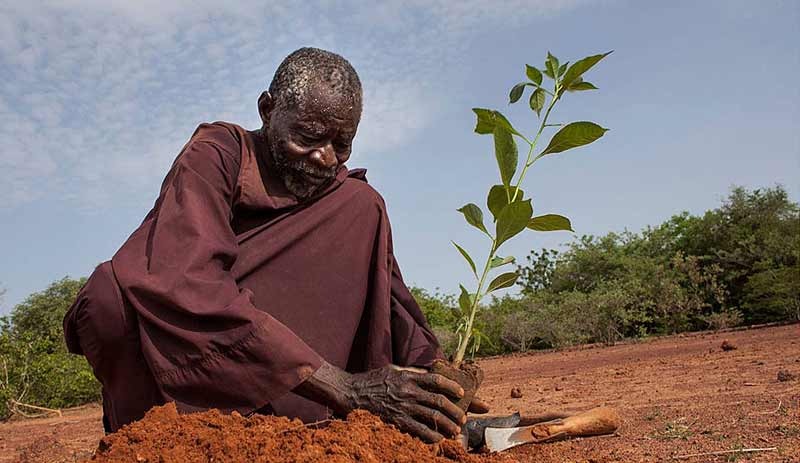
[484,425,535,453]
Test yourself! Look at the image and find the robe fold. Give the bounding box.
[63,122,442,431]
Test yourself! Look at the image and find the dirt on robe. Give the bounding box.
[87,403,513,463]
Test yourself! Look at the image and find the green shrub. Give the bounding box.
[700,309,744,331]
[741,266,800,323]
[0,277,100,420]
[410,287,459,331]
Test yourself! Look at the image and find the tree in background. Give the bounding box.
[516,186,797,327]
[698,187,799,323]
[0,277,100,419]
[517,248,560,293]
[741,266,800,323]
[638,186,798,323]
[417,185,798,354]
[409,286,465,356]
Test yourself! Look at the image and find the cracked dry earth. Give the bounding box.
[2,324,798,462]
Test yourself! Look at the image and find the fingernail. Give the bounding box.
[461,416,467,425]
[458,387,464,397]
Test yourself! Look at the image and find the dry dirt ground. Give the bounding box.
[1,324,797,462]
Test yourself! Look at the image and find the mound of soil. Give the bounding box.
[89,403,511,463]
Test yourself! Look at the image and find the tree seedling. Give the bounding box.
[451,51,612,365]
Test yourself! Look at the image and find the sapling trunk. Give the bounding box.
[450,51,612,366]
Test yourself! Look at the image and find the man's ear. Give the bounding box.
[257,91,274,127]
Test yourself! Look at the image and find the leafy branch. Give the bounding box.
[452,51,612,365]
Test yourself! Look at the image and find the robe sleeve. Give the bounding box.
[112,123,323,414]
[388,250,445,368]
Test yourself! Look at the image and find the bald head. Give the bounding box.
[268,47,362,114]
[255,48,362,200]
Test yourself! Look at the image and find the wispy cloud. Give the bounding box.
[0,0,584,210]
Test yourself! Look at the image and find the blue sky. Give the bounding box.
[1,0,798,313]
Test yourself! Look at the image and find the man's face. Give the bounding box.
[265,84,360,199]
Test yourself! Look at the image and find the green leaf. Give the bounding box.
[487,185,525,221]
[509,83,526,104]
[493,124,518,190]
[470,328,496,353]
[558,62,568,77]
[487,185,508,221]
[567,81,598,92]
[495,199,533,248]
[546,52,559,78]
[493,111,521,136]
[471,331,481,354]
[525,65,542,85]
[472,108,496,134]
[458,285,473,313]
[561,51,613,89]
[452,241,478,279]
[472,109,521,136]
[490,255,516,268]
[529,87,546,117]
[539,121,608,156]
[487,272,519,292]
[527,214,574,232]
[457,203,489,235]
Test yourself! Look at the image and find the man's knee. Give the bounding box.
[63,261,132,379]
[63,261,162,431]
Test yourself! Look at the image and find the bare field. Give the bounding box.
[2,324,798,462]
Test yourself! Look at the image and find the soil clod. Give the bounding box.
[431,360,485,412]
[720,340,737,351]
[776,369,796,382]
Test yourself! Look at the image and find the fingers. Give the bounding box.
[415,390,465,426]
[407,404,462,438]
[467,396,490,414]
[414,372,464,400]
[395,415,445,444]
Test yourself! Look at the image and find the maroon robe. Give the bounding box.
[64,122,442,431]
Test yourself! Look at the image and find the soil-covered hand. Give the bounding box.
[294,361,466,443]
[346,365,466,442]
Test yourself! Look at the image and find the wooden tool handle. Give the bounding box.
[529,406,620,443]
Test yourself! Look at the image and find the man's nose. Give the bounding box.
[309,142,337,169]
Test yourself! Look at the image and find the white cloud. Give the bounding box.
[0,0,584,210]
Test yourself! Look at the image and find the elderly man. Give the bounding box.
[64,47,486,443]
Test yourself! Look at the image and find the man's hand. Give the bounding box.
[393,366,490,414]
[294,361,466,443]
[346,365,466,442]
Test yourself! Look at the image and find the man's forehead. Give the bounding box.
[300,81,359,110]
[286,91,359,125]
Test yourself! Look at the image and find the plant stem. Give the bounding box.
[453,241,496,365]
[510,84,560,203]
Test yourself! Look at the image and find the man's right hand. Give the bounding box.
[294,361,466,443]
[346,365,466,442]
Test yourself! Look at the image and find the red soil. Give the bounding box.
[2,324,798,462]
[86,404,508,463]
